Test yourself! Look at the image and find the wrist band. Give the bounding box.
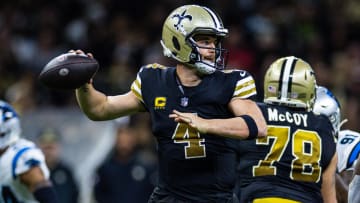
[239,115,258,140]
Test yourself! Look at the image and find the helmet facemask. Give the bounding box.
[187,34,229,74]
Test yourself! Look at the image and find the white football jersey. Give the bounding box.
[337,129,360,172]
[0,138,49,203]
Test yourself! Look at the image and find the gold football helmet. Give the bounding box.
[160,5,228,74]
[264,56,317,110]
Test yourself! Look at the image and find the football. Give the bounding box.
[39,53,99,89]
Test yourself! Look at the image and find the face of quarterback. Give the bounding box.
[193,35,217,67]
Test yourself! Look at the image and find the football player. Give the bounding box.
[313,85,360,203]
[239,56,337,203]
[74,4,267,202]
[0,100,58,203]
[229,56,337,202]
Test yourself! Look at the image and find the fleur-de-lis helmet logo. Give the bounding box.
[171,9,192,31]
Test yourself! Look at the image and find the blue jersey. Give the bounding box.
[236,103,336,202]
[131,64,256,201]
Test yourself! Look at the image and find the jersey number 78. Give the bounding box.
[252,125,322,183]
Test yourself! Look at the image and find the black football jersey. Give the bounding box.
[131,64,257,201]
[236,103,336,203]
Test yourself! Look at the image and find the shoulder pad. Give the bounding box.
[222,69,250,77]
[144,63,167,69]
[221,69,237,73]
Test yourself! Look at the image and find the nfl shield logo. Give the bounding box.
[268,85,276,93]
[180,97,189,107]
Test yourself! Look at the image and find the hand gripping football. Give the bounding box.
[39,53,99,89]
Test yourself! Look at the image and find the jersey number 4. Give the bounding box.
[253,125,322,183]
[172,122,206,159]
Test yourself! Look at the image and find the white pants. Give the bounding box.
[349,175,360,203]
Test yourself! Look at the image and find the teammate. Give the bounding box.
[0,100,59,203]
[313,86,360,203]
[239,56,337,203]
[229,56,337,202]
[74,4,267,202]
[234,57,337,202]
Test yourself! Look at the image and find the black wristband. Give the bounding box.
[239,115,258,140]
[33,185,59,203]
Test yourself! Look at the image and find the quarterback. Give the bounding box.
[74,4,266,202]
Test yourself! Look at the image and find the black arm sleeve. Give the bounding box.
[33,185,59,203]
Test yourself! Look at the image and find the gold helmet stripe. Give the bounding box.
[202,6,221,28]
[279,56,298,102]
[287,58,297,93]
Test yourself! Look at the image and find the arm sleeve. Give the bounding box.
[232,70,257,99]
[131,67,145,103]
[33,185,59,203]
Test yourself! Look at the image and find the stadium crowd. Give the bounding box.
[0,0,359,132]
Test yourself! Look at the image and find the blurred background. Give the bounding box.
[0,0,359,202]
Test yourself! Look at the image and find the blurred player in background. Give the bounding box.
[0,100,59,203]
[233,56,337,202]
[313,85,360,203]
[37,127,79,203]
[73,4,266,202]
[93,116,157,203]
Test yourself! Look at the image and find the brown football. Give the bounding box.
[39,53,99,89]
